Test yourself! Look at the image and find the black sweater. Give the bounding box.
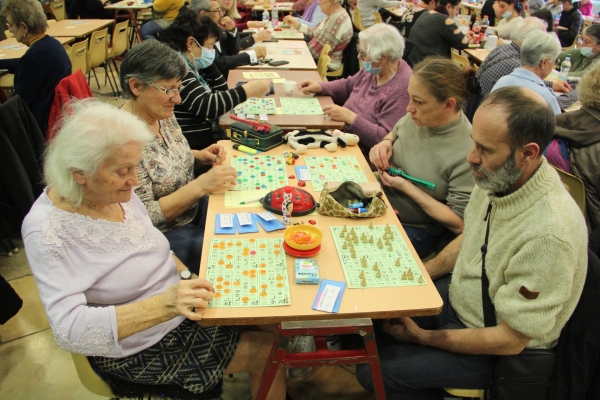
[558,7,583,47]
[0,35,71,133]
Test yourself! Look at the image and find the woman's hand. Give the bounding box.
[255,45,268,59]
[382,318,424,344]
[195,165,238,194]
[369,140,394,170]
[299,80,322,94]
[161,278,215,320]
[242,79,271,98]
[379,169,413,193]
[219,16,236,32]
[195,144,227,166]
[248,21,265,29]
[322,104,357,125]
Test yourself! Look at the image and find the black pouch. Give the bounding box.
[487,348,555,400]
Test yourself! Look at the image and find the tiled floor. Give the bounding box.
[0,69,376,400]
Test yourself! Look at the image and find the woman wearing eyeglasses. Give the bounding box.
[159,12,270,150]
[119,40,240,273]
[0,0,71,134]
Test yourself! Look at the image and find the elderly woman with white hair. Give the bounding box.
[300,24,412,163]
[21,101,286,400]
[491,30,563,114]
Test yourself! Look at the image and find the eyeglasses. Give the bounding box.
[148,82,184,97]
[358,49,368,59]
[193,38,202,48]
[207,9,224,14]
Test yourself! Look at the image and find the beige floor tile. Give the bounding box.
[0,329,105,399]
[0,236,31,281]
[0,275,49,344]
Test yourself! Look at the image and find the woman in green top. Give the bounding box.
[558,24,600,78]
[370,57,475,257]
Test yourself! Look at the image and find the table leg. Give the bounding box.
[254,319,387,400]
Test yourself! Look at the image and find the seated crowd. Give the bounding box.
[2,0,598,398]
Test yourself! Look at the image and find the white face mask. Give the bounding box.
[579,46,594,57]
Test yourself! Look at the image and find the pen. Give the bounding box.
[240,196,264,205]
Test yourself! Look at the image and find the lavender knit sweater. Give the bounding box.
[319,62,412,161]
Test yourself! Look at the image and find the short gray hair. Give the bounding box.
[1,0,47,34]
[44,100,154,207]
[119,40,187,99]
[189,0,212,12]
[584,24,600,45]
[578,63,600,110]
[510,17,546,44]
[358,23,405,62]
[520,30,561,67]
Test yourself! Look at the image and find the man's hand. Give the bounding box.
[256,29,272,42]
[552,80,572,93]
[219,16,236,32]
[382,318,424,344]
[322,104,357,125]
[255,45,267,59]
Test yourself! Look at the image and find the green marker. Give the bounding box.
[240,196,263,205]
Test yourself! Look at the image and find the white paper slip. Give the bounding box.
[237,212,252,226]
[220,214,233,228]
[299,168,311,181]
[259,113,268,121]
[247,114,255,120]
[256,211,277,221]
[237,113,245,120]
[316,284,341,313]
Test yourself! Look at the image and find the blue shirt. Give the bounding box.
[491,68,562,115]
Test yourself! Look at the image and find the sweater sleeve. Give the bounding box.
[23,229,121,357]
[179,68,247,119]
[0,58,20,74]
[445,155,474,218]
[10,51,52,111]
[134,162,168,227]
[319,75,353,104]
[214,51,252,75]
[439,16,470,50]
[493,236,584,340]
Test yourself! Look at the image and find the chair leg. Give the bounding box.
[104,63,119,97]
[105,61,120,97]
[91,68,101,90]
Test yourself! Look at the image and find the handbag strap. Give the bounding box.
[481,201,497,328]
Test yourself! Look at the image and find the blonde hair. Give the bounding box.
[578,63,600,111]
[224,0,241,19]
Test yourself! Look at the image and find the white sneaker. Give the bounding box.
[287,336,315,379]
[326,335,341,351]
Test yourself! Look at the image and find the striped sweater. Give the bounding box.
[299,7,353,71]
[174,64,247,150]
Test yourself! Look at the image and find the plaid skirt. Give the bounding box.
[91,319,240,400]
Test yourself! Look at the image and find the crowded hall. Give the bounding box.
[2,0,600,399]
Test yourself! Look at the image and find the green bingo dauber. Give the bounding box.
[387,167,436,190]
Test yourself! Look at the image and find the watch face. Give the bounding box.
[180,270,192,280]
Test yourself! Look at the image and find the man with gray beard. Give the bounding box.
[356,87,588,399]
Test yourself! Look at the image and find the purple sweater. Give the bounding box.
[319,61,412,158]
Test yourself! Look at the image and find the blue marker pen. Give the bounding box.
[348,202,364,208]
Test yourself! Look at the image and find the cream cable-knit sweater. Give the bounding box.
[449,159,588,349]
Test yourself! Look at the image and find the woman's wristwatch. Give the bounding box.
[381,138,395,144]
[180,270,192,280]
